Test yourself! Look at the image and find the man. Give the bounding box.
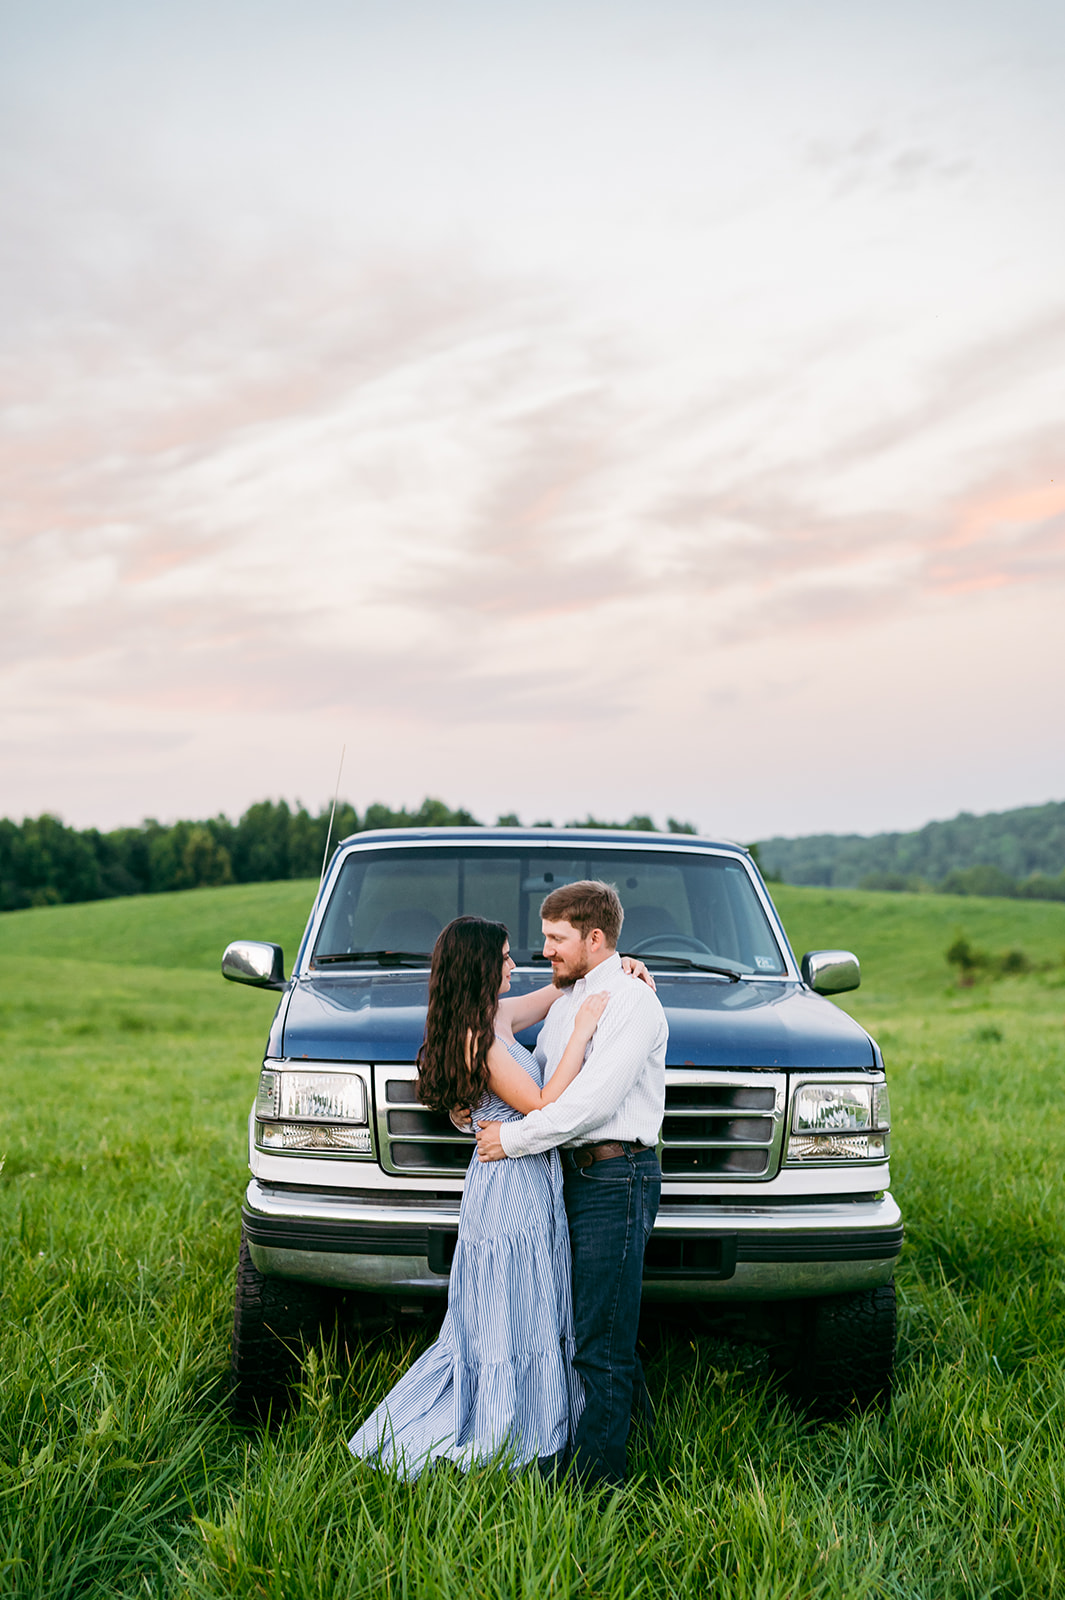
[475,880,668,1486]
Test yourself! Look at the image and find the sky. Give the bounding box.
[2,0,1064,841]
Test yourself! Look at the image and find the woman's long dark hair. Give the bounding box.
[416,916,509,1114]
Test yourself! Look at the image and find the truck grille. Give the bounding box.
[376,1065,787,1182]
[374,1066,475,1177]
[660,1070,786,1180]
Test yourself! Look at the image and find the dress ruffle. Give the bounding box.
[348,1044,582,1478]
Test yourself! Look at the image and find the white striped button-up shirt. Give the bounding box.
[498,951,667,1159]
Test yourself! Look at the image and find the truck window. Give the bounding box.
[312,847,786,975]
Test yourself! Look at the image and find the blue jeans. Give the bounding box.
[563,1146,661,1485]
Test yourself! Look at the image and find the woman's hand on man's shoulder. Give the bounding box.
[620,956,656,992]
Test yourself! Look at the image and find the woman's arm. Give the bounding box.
[496,982,560,1036]
[486,994,608,1115]
[496,957,655,1038]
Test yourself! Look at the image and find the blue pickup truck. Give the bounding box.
[223,827,901,1418]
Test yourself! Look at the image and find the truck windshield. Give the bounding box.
[311,846,787,976]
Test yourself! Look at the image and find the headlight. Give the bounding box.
[255,1067,373,1157]
[258,1123,372,1153]
[793,1084,871,1133]
[786,1081,890,1164]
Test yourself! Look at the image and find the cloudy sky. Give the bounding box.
[3,0,1063,839]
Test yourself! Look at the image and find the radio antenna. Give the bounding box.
[318,744,346,899]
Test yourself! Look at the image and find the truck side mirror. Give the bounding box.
[801,949,860,994]
[222,940,286,990]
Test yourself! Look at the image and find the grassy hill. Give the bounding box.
[770,882,1065,1002]
[2,873,1062,998]
[0,876,320,973]
[3,879,1065,1596]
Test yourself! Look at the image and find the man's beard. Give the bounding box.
[553,952,591,989]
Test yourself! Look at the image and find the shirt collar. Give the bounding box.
[574,950,623,996]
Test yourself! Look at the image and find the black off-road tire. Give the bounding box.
[778,1280,897,1418]
[230,1228,333,1421]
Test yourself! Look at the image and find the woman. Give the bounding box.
[347,915,651,1478]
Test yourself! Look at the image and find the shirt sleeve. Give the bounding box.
[499,983,663,1158]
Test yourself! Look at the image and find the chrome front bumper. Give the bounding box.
[243,1179,903,1302]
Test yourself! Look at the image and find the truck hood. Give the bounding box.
[654,973,874,1069]
[280,970,875,1071]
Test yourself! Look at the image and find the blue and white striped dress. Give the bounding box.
[347,1038,583,1478]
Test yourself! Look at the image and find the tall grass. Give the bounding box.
[2,884,1065,1597]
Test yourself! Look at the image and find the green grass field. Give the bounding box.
[2,881,1065,1598]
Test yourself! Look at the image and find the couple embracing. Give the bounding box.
[348,880,668,1487]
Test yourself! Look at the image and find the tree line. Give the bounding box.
[10,793,1060,912]
[758,799,1065,899]
[0,802,697,912]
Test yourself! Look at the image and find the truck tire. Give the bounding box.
[780,1280,896,1418]
[230,1227,332,1420]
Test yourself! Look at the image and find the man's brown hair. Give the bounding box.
[540,880,623,948]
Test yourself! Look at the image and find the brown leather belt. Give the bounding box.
[562,1140,647,1170]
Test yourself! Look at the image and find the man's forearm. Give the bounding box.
[499,1086,606,1158]
[495,992,655,1158]
[500,1009,659,1156]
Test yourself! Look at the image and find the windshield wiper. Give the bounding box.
[313,950,432,967]
[623,954,742,982]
